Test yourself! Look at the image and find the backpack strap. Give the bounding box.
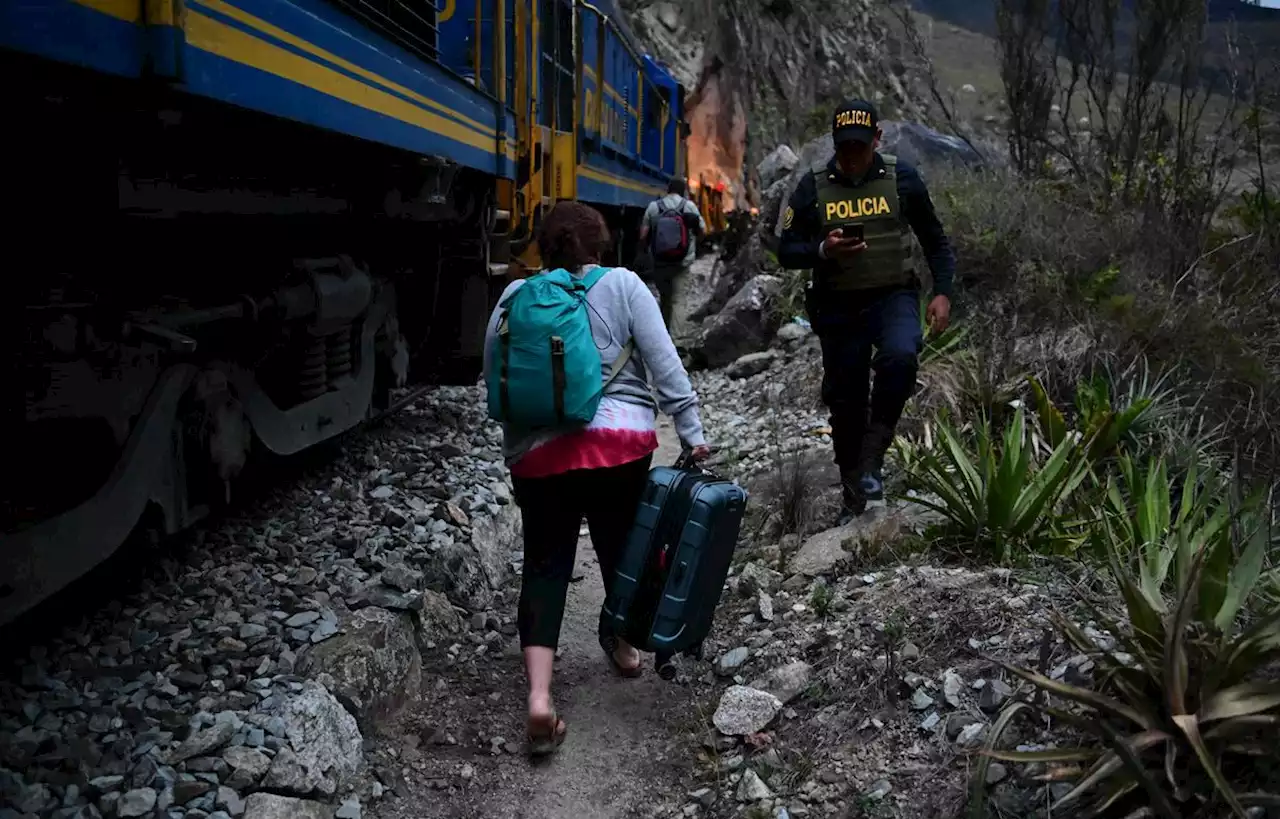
[879,153,899,180]
[602,339,634,389]
[578,265,613,290]
[580,266,633,387]
[561,265,632,389]
[496,313,513,420]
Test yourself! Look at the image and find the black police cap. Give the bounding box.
[832,99,879,145]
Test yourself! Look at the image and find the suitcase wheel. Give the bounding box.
[655,652,677,681]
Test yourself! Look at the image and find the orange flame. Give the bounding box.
[684,72,747,209]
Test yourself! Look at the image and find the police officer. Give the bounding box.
[779,99,956,525]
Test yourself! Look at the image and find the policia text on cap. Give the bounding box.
[778,100,956,524]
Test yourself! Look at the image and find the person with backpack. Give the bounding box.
[482,201,711,757]
[638,178,707,331]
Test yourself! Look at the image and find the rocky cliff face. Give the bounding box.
[621,0,927,206]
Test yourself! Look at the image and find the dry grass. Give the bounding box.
[930,162,1280,475]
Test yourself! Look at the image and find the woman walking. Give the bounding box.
[482,201,710,757]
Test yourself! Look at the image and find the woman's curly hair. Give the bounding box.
[537,201,612,271]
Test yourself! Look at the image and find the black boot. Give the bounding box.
[836,470,867,526]
[857,421,895,503]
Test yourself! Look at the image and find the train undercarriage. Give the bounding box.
[1,56,508,624]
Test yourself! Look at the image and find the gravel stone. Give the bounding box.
[0,386,514,819]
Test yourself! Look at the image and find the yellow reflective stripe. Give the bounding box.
[72,0,141,23]
[187,10,500,155]
[199,0,512,158]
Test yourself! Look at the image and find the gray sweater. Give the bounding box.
[482,264,707,463]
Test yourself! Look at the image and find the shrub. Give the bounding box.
[972,470,1280,818]
[770,448,821,537]
[904,405,1091,561]
[932,162,1280,478]
[1028,373,1156,465]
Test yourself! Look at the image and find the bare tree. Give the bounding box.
[990,0,1258,275]
[887,3,986,161]
[994,0,1056,173]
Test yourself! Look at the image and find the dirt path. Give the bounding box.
[374,419,694,819]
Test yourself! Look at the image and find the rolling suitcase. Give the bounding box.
[604,452,749,680]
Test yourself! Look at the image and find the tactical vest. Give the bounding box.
[812,154,914,291]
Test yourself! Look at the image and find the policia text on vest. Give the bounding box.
[826,197,891,219]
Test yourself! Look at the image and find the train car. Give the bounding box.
[0,0,691,624]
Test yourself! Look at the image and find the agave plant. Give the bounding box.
[972,474,1280,818]
[1029,374,1156,463]
[1106,456,1279,626]
[903,405,1092,560]
[1108,359,1230,475]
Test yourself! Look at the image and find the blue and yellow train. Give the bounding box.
[0,0,693,622]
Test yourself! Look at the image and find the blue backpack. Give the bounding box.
[486,266,633,431]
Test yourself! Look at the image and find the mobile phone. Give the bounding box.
[841,225,865,243]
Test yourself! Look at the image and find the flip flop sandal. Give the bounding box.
[599,634,643,679]
[527,710,567,758]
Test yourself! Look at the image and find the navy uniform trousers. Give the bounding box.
[805,286,923,477]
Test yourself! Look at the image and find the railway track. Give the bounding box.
[0,377,521,815]
[0,378,473,644]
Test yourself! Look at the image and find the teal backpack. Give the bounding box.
[486,266,633,431]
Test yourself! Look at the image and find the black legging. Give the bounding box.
[511,454,653,650]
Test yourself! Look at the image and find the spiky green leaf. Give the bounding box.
[996,661,1155,729]
[1029,376,1068,448]
[968,702,1032,819]
[1214,507,1271,631]
[1199,682,1280,724]
[1048,729,1170,812]
[1172,714,1249,818]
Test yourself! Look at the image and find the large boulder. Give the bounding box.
[692,231,773,324]
[712,685,783,736]
[726,350,778,379]
[260,681,363,798]
[879,120,988,170]
[691,274,783,369]
[425,504,520,612]
[426,541,492,612]
[298,607,421,735]
[242,794,334,819]
[789,523,856,577]
[758,177,792,253]
[757,144,800,189]
[671,255,720,344]
[790,503,948,576]
[417,587,465,638]
[748,661,815,706]
[468,504,520,592]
